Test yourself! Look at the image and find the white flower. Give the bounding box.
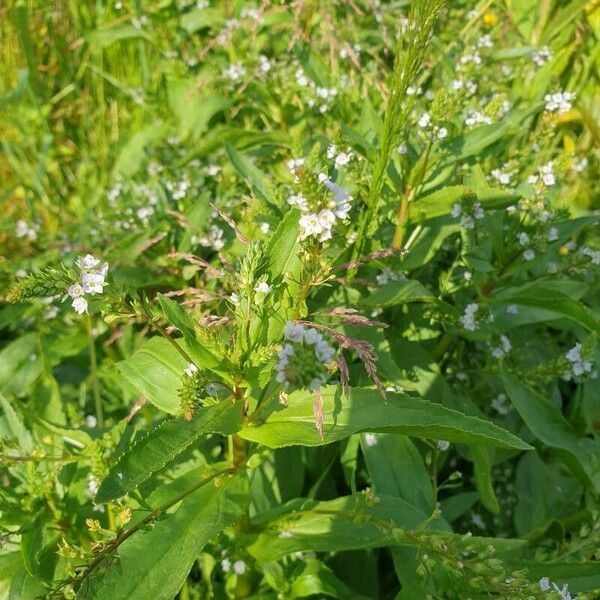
[77,254,101,270]
[72,296,88,315]
[221,558,231,572]
[581,247,600,265]
[539,577,551,592]
[364,433,378,447]
[16,219,38,240]
[68,283,84,298]
[544,91,574,115]
[229,293,239,303]
[299,213,323,239]
[451,203,461,218]
[418,112,431,128]
[532,46,552,67]
[460,303,479,331]
[506,304,518,315]
[477,34,493,48]
[254,281,272,294]
[517,232,530,246]
[82,270,107,295]
[224,62,246,82]
[491,168,512,185]
[284,322,305,342]
[397,143,408,155]
[317,209,336,230]
[334,152,352,169]
[566,342,592,377]
[437,440,450,451]
[523,249,535,261]
[548,227,558,242]
[184,363,198,377]
[233,560,246,575]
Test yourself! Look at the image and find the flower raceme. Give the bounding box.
[64,255,109,314]
[276,322,335,392]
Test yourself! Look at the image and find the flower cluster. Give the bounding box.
[490,335,511,359]
[531,46,552,66]
[451,201,484,230]
[275,322,335,391]
[544,91,574,115]
[564,343,593,379]
[293,174,352,243]
[16,219,38,241]
[539,577,577,600]
[64,255,109,315]
[460,303,479,331]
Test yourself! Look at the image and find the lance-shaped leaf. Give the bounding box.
[79,472,249,600]
[243,495,522,562]
[96,400,243,503]
[490,282,600,334]
[501,371,598,491]
[158,295,233,381]
[241,387,531,450]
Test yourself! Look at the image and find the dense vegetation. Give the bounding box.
[1,1,599,598]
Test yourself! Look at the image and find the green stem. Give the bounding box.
[86,313,103,427]
[69,467,234,594]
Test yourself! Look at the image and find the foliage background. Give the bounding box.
[1,1,599,599]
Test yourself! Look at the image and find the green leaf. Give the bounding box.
[410,185,516,223]
[0,392,33,452]
[513,452,581,536]
[241,387,532,450]
[96,400,244,503]
[263,208,301,282]
[470,446,500,515]
[361,433,434,513]
[501,371,599,491]
[244,495,521,562]
[158,295,233,381]
[116,337,187,414]
[491,282,600,334]
[362,279,435,308]
[290,559,370,599]
[113,124,168,177]
[179,8,223,33]
[505,560,600,594]
[167,80,231,140]
[79,473,249,600]
[225,143,279,212]
[244,494,442,561]
[87,25,151,48]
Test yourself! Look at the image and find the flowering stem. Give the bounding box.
[86,313,103,427]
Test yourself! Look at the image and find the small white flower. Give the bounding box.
[437,440,450,451]
[221,558,231,572]
[451,203,461,218]
[184,363,198,377]
[548,227,558,242]
[506,304,518,315]
[68,283,84,298]
[229,293,239,303]
[523,249,535,261]
[364,433,378,447]
[517,232,530,246]
[254,281,272,294]
[72,296,88,315]
[418,112,431,128]
[233,560,246,575]
[77,254,101,270]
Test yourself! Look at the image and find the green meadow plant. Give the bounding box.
[1,1,600,599]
